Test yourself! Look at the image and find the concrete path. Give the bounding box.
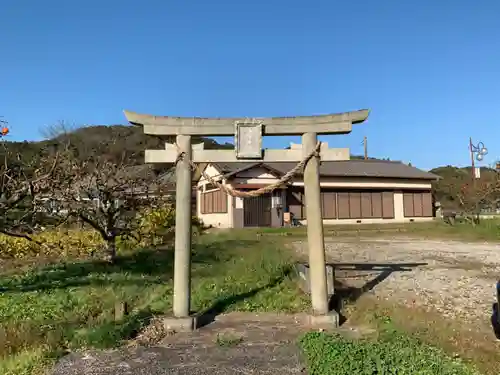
[51,312,345,375]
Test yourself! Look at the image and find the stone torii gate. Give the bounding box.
[125,109,369,329]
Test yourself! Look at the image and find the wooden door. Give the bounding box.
[244,193,272,227]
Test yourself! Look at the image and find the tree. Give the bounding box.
[55,146,168,262]
[457,172,500,225]
[0,131,61,242]
[431,165,500,210]
[39,120,80,140]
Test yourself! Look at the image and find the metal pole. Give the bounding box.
[173,134,192,317]
[470,137,476,185]
[364,136,368,160]
[302,132,329,315]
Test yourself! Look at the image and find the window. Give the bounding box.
[403,191,432,217]
[289,189,396,220]
[321,191,337,219]
[336,191,394,219]
[200,189,228,214]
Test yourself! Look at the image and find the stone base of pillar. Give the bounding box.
[161,316,198,332]
[304,311,339,328]
[161,311,218,332]
[295,263,335,297]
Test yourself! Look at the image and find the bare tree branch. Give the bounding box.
[0,121,62,245]
[53,138,167,262]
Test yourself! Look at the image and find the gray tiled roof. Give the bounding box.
[214,160,439,180]
[215,163,258,175]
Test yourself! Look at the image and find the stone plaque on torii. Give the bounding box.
[125,109,369,329]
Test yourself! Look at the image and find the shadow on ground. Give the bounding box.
[80,274,290,347]
[0,239,261,293]
[196,268,292,328]
[327,262,427,325]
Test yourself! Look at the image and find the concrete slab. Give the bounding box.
[51,313,310,375]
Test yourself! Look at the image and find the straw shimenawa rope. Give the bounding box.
[175,142,322,199]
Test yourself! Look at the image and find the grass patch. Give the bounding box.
[344,296,500,375]
[215,333,244,347]
[299,327,479,375]
[0,231,308,375]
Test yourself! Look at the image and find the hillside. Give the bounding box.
[3,126,389,167]
[0,124,233,171]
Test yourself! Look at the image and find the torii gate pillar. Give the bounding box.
[302,132,329,314]
[125,109,369,328]
[173,134,192,318]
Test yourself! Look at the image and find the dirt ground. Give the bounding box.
[293,237,500,332]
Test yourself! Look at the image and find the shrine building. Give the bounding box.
[196,159,439,228]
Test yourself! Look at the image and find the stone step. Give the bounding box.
[52,340,305,375]
[51,312,356,375]
[51,313,309,375]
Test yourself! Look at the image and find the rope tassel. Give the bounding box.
[175,142,322,199]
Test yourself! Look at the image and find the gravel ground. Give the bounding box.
[294,237,500,327]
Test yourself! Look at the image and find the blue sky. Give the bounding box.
[2,0,499,170]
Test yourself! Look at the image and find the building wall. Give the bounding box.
[288,177,434,226]
[233,196,244,228]
[198,165,224,185]
[295,190,433,226]
[232,168,280,185]
[195,164,435,228]
[291,177,432,190]
[196,165,233,228]
[394,192,405,221]
[230,168,284,228]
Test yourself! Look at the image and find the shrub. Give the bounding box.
[0,230,103,259]
[0,206,206,259]
[135,205,205,247]
[135,205,176,247]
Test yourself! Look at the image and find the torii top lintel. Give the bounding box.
[123,109,369,136]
